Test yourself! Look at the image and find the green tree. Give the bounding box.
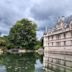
[0,37,6,47]
[1,36,12,49]
[0,37,7,51]
[8,19,37,50]
[34,40,41,50]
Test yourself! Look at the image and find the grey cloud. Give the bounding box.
[0,0,32,35]
[31,0,72,21]
[0,0,72,39]
[31,6,64,20]
[30,0,72,36]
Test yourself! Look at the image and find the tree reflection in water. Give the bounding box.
[0,53,43,72]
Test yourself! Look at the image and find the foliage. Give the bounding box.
[8,19,37,50]
[34,40,41,50]
[0,37,7,51]
[0,37,6,47]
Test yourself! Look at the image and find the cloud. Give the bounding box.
[36,31,43,40]
[0,0,32,35]
[0,0,72,39]
[31,0,72,20]
[30,0,72,39]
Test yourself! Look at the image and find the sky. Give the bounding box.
[0,0,72,39]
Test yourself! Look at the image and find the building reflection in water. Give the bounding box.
[43,53,72,72]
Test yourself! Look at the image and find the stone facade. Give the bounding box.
[43,17,72,70]
[43,16,72,55]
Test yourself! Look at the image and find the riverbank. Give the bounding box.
[4,48,43,54]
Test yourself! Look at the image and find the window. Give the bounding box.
[71,32,72,37]
[56,34,60,40]
[64,33,66,38]
[52,42,53,46]
[56,42,60,46]
[52,36,53,40]
[48,43,49,46]
[64,41,66,46]
[48,36,50,40]
[71,40,72,45]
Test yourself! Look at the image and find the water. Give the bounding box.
[1,53,72,72]
[44,53,72,72]
[0,53,44,72]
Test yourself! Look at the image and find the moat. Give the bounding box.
[0,52,72,72]
[43,53,72,72]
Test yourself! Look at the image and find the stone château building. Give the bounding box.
[43,16,72,68]
[43,16,72,55]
